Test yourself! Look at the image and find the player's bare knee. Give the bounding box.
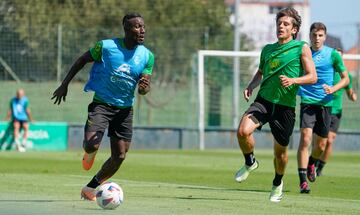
[318,142,326,152]
[274,143,286,155]
[300,135,312,148]
[83,141,98,153]
[111,153,126,165]
[327,139,334,147]
[83,131,103,153]
[118,152,127,160]
[328,134,336,144]
[13,122,20,129]
[275,152,288,163]
[237,127,252,139]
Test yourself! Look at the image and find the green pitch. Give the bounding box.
[0,150,359,215]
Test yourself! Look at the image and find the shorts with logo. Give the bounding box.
[245,96,296,146]
[85,102,133,141]
[329,113,342,133]
[300,103,331,138]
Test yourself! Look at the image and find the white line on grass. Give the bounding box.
[66,174,248,191]
[66,174,360,203]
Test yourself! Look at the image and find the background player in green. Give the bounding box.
[234,7,317,202]
[297,22,349,193]
[316,48,357,176]
[52,12,154,201]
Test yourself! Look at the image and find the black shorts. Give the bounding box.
[85,102,133,141]
[329,113,342,133]
[300,104,331,138]
[245,96,295,146]
[12,119,28,128]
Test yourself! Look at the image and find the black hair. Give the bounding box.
[122,12,143,30]
[310,22,327,34]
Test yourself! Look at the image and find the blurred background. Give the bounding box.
[0,0,359,151]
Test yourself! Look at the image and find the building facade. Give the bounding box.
[227,0,310,50]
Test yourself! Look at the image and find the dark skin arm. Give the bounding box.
[51,51,94,105]
[138,74,151,95]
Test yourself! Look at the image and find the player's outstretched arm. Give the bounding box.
[138,74,151,95]
[51,51,94,105]
[284,44,317,86]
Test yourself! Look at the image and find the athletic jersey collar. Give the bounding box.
[311,45,325,53]
[276,39,294,47]
[119,38,138,50]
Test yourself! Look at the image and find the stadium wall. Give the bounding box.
[1,123,359,151]
[67,125,360,151]
[0,122,67,151]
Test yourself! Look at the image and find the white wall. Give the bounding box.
[237,2,311,50]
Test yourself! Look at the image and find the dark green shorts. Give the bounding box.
[300,104,331,138]
[85,102,133,141]
[329,113,342,133]
[245,96,295,146]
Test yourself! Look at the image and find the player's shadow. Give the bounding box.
[176,185,274,194]
[0,123,15,150]
[174,196,231,201]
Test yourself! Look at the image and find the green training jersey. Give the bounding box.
[258,40,305,107]
[332,72,352,114]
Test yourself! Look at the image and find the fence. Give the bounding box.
[0,24,359,145]
[0,24,211,130]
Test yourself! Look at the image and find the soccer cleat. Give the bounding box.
[81,186,96,201]
[234,160,259,183]
[307,164,316,182]
[269,180,284,203]
[82,151,97,171]
[315,162,323,177]
[299,181,310,194]
[15,142,26,152]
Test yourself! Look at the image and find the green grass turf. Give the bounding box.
[0,149,359,215]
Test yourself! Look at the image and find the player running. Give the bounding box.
[52,12,154,201]
[316,48,357,176]
[234,7,317,202]
[297,22,349,193]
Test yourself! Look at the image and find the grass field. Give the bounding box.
[0,149,359,215]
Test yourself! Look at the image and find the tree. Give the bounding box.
[3,0,234,83]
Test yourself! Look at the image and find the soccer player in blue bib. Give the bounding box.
[316,48,357,176]
[297,22,349,193]
[52,13,154,201]
[5,88,34,152]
